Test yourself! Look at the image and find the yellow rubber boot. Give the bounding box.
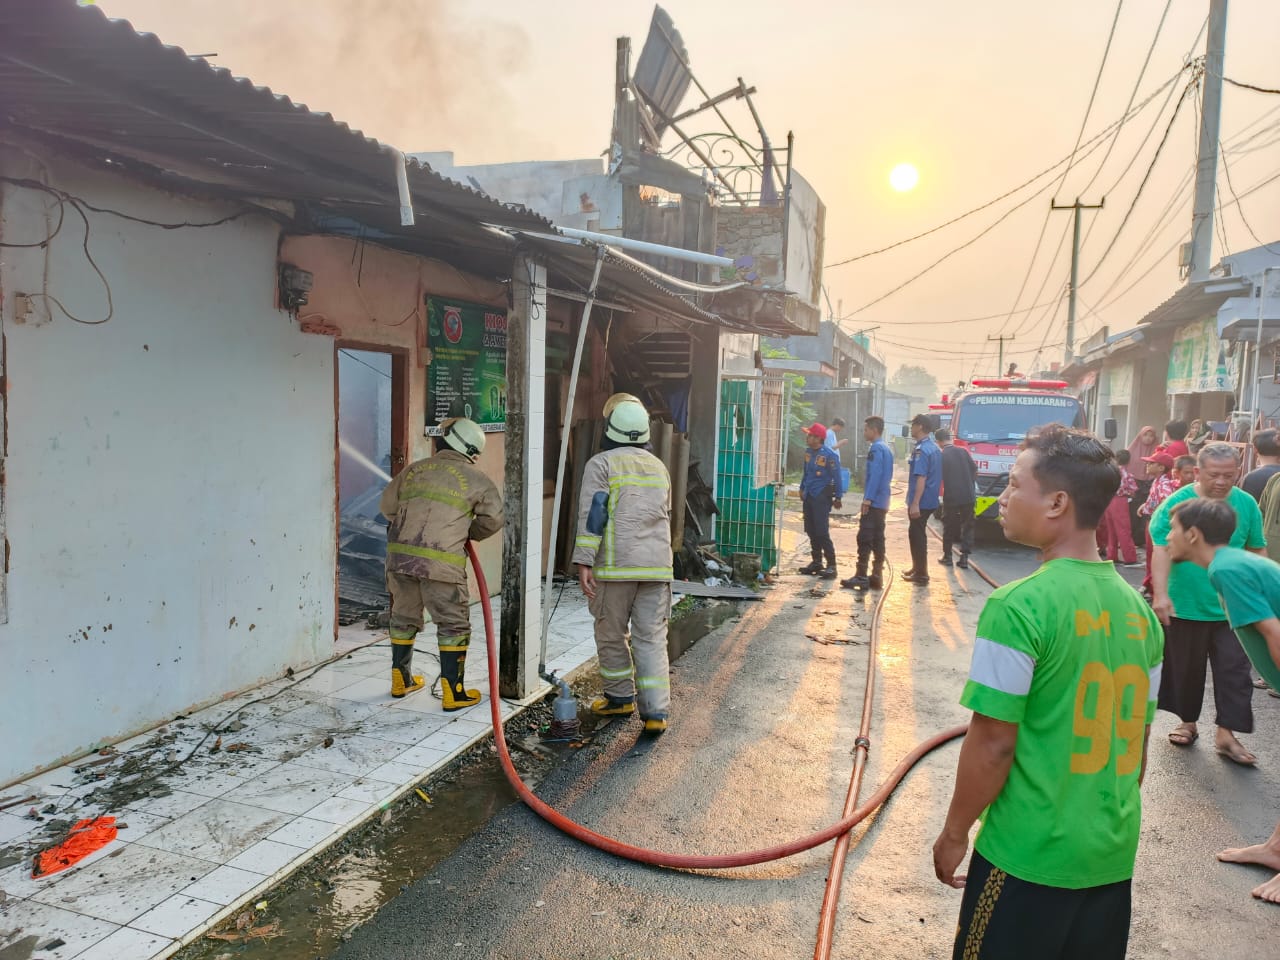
[440,649,481,711]
[390,639,425,698]
[591,695,635,717]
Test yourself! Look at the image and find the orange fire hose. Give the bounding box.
[468,542,968,871]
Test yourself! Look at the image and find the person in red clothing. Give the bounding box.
[1099,449,1140,565]
[1138,452,1180,595]
[1158,419,1190,460]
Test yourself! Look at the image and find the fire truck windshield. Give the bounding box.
[954,393,1083,443]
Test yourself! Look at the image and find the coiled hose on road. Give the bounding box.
[467,541,970,872]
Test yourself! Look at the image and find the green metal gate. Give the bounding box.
[716,377,787,573]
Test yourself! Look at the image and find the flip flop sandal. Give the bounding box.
[1252,677,1270,689]
[1168,728,1199,747]
[1215,745,1259,767]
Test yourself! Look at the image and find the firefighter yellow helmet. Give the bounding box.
[440,417,485,461]
[603,392,643,418]
[604,398,650,445]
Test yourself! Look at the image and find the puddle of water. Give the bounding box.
[177,759,525,960]
[176,601,741,960]
[668,600,741,660]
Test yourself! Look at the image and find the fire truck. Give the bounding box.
[949,378,1084,519]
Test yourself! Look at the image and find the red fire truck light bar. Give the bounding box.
[969,378,1069,390]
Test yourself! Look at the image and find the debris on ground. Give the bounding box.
[31,816,118,878]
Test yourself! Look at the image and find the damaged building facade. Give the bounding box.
[423,7,826,574]
[0,0,827,787]
[0,1,812,786]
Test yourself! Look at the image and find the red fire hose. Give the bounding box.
[467,542,968,870]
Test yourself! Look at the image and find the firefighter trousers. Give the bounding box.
[589,580,672,718]
[386,573,472,647]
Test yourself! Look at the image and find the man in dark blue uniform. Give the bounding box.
[799,423,842,579]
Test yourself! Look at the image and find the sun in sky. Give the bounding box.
[889,162,919,192]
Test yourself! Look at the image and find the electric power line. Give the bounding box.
[824,68,1187,269]
[1077,77,1197,289]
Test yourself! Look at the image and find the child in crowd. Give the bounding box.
[1138,452,1179,596]
[1099,449,1140,565]
[1175,455,1197,489]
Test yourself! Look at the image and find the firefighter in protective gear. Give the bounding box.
[573,397,673,736]
[379,417,504,706]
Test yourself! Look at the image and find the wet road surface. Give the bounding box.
[269,509,1277,959]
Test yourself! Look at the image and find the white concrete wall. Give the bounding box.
[0,151,335,785]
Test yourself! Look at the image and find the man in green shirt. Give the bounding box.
[1149,443,1263,764]
[934,425,1162,959]
[1165,498,1280,905]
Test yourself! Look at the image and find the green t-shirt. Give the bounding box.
[960,558,1163,888]
[1207,548,1280,691]
[1150,485,1266,621]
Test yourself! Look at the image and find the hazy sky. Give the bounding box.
[99,0,1280,386]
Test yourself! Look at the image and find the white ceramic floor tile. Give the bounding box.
[363,760,436,786]
[169,756,281,800]
[289,733,405,777]
[220,762,352,815]
[0,899,118,958]
[335,778,402,805]
[356,706,450,745]
[275,697,383,731]
[228,719,326,762]
[289,668,366,697]
[0,811,37,844]
[124,789,211,821]
[379,691,450,715]
[129,892,223,939]
[420,728,477,753]
[224,838,307,876]
[328,674,400,705]
[394,744,453,769]
[446,715,494,735]
[0,832,127,902]
[302,795,374,826]
[267,816,338,850]
[74,925,173,960]
[30,843,216,925]
[134,799,293,864]
[113,809,172,843]
[179,863,267,906]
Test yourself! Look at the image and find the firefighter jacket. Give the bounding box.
[379,449,504,584]
[572,446,672,582]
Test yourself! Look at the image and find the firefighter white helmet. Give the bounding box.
[440,417,485,461]
[603,392,643,418]
[604,398,650,445]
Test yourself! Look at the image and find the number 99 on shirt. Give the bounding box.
[1071,662,1149,776]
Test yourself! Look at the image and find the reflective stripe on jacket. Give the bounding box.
[572,446,672,581]
[379,449,504,584]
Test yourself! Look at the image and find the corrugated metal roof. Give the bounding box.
[0,0,552,232]
[0,0,809,336]
[1136,277,1253,329]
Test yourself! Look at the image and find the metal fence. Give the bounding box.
[716,376,789,573]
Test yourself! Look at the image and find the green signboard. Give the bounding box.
[426,297,507,430]
[1166,317,1236,395]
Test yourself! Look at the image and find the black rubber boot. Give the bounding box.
[391,640,425,698]
[439,648,481,710]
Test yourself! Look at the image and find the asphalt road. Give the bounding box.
[330,509,1279,960]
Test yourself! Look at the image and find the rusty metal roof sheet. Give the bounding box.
[0,0,552,233]
[0,0,808,336]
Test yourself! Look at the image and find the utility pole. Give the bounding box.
[1189,0,1229,283]
[1051,197,1105,364]
[987,334,1016,374]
